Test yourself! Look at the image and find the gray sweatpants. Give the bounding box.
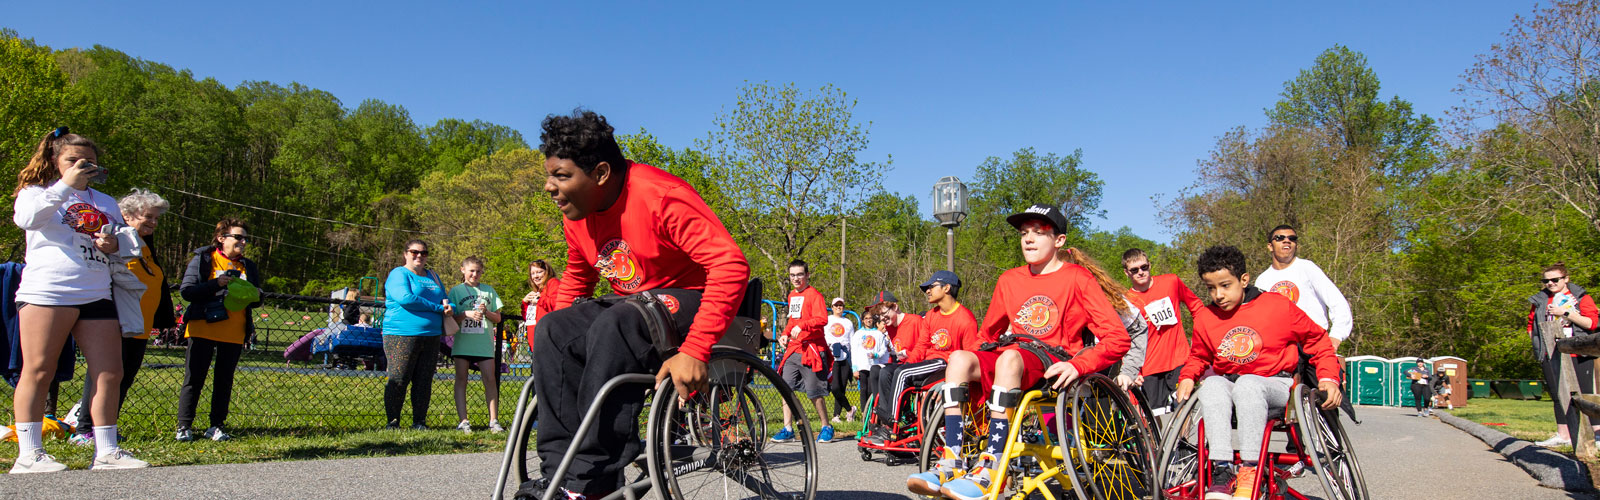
[1196,374,1292,462]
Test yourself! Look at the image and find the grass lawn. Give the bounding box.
[1446,397,1558,442]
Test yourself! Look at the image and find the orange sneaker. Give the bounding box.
[1231,465,1258,500]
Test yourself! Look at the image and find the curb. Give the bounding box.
[1437,410,1595,493]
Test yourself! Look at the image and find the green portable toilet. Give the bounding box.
[1389,356,1423,407]
[1344,355,1389,406]
[1467,379,1491,398]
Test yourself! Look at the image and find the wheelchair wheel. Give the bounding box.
[511,393,539,486]
[1293,385,1369,500]
[915,388,987,474]
[1154,394,1203,500]
[1059,373,1157,500]
[647,348,818,500]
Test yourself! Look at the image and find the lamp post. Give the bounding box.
[932,176,969,271]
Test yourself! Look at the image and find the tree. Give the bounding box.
[698,82,890,284]
[423,118,527,176]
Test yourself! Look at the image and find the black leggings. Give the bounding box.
[857,369,872,414]
[829,360,853,416]
[383,334,441,426]
[1410,382,1432,412]
[75,337,149,432]
[176,337,243,429]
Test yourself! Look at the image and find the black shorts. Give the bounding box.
[454,355,493,364]
[18,299,117,321]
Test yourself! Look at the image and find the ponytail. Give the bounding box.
[16,127,100,195]
[1061,247,1131,315]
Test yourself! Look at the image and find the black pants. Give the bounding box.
[75,337,149,432]
[829,360,853,416]
[1545,356,1596,425]
[1140,365,1183,415]
[874,360,946,424]
[176,337,243,429]
[857,369,873,415]
[1410,382,1432,412]
[383,334,441,426]
[533,290,701,497]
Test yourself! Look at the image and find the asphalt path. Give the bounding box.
[0,406,1589,499]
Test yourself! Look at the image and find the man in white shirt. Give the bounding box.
[1255,225,1353,352]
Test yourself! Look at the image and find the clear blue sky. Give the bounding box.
[2,1,1534,242]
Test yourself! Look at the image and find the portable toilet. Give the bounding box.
[1344,356,1389,406]
[1388,356,1424,407]
[1428,356,1468,408]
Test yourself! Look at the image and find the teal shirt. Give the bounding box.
[383,267,447,336]
[449,282,503,358]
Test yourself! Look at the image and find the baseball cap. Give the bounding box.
[872,290,898,304]
[1006,203,1070,235]
[831,297,845,306]
[920,270,961,291]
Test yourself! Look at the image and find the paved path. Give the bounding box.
[1,406,1589,499]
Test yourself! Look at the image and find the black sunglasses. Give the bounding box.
[223,234,249,243]
[408,249,430,257]
[1542,277,1565,284]
[1272,234,1299,242]
[1126,263,1151,274]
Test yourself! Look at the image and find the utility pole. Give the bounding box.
[839,216,847,300]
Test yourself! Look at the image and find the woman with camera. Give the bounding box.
[382,239,453,429]
[10,128,146,472]
[175,217,261,443]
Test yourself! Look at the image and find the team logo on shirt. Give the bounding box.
[930,328,952,350]
[62,202,110,235]
[658,293,680,314]
[1217,326,1262,364]
[860,335,877,350]
[597,239,644,292]
[1268,281,1299,303]
[828,323,846,339]
[1014,295,1058,336]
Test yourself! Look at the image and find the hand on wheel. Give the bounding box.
[1175,378,1196,403]
[658,353,708,402]
[1317,380,1343,410]
[1045,361,1080,390]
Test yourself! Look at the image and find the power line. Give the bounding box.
[167,212,370,261]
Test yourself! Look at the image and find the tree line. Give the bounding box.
[1,1,1595,377]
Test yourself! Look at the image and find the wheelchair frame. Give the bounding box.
[858,377,944,463]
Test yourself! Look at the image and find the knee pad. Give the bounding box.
[942,383,968,409]
[988,385,1022,413]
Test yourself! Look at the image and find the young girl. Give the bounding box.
[450,256,504,433]
[11,128,146,471]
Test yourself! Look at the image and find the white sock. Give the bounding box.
[93,425,120,457]
[16,422,44,457]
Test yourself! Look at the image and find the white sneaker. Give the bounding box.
[457,419,473,434]
[202,426,231,442]
[1536,435,1572,447]
[11,449,69,473]
[489,421,504,434]
[63,403,82,429]
[91,449,149,470]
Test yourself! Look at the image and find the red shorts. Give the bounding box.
[971,346,1056,402]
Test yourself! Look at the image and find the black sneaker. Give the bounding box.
[1205,463,1236,500]
[514,478,553,500]
[863,427,890,446]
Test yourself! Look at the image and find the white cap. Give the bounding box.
[831,297,845,306]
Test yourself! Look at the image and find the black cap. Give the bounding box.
[872,290,898,304]
[1006,204,1070,235]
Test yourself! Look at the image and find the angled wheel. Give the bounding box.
[1155,394,1202,500]
[1059,373,1157,500]
[1294,385,1369,500]
[916,388,988,473]
[648,348,818,500]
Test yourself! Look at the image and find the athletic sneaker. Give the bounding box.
[906,446,965,496]
[862,427,889,446]
[90,449,149,470]
[1536,435,1572,447]
[1205,463,1236,500]
[411,424,429,431]
[203,426,231,442]
[63,402,82,429]
[457,419,474,434]
[1232,465,1258,499]
[69,431,94,447]
[175,427,194,442]
[770,427,796,443]
[817,425,835,443]
[489,421,505,433]
[940,454,997,500]
[10,449,68,473]
[844,407,857,421]
[385,419,402,430]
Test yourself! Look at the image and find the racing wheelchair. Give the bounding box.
[490,284,818,500]
[914,338,1160,500]
[857,374,954,465]
[1154,371,1368,500]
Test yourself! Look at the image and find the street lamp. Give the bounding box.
[932,176,969,271]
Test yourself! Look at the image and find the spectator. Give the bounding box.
[851,306,893,422]
[1405,359,1432,417]
[825,297,856,423]
[382,239,454,430]
[1121,248,1203,416]
[9,128,146,471]
[520,259,560,339]
[68,188,176,446]
[1529,262,1599,447]
[449,256,505,434]
[772,260,834,444]
[1254,224,1352,352]
[176,217,261,443]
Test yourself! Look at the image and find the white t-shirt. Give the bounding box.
[13,181,125,305]
[1254,257,1353,341]
[850,326,892,373]
[825,315,855,361]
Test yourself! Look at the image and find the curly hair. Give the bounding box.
[1197,245,1248,281]
[539,109,627,174]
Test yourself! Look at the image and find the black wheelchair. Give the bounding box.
[491,285,818,500]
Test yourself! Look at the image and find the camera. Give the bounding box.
[222,269,243,279]
[85,162,109,184]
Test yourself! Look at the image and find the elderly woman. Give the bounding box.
[68,189,176,446]
[382,239,453,429]
[175,217,261,443]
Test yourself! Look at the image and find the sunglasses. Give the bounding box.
[1542,277,1565,284]
[223,234,249,243]
[408,249,430,257]
[1126,263,1150,274]
[1272,234,1299,242]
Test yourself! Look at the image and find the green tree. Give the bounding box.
[423,118,528,176]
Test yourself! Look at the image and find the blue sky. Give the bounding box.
[2,1,1534,242]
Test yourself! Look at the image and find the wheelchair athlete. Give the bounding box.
[1173,245,1341,500]
[907,205,1131,500]
[863,270,980,446]
[518,110,750,500]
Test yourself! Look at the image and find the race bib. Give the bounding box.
[1143,296,1178,327]
[788,296,804,319]
[461,296,487,334]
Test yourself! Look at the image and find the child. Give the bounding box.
[449,256,505,434]
[911,204,1129,500]
[1174,245,1341,500]
[772,259,833,444]
[867,271,980,446]
[851,305,893,426]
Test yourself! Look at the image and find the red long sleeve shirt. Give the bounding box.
[977,263,1130,375]
[781,286,830,371]
[553,163,750,362]
[1527,293,1599,334]
[910,303,981,363]
[522,277,565,338]
[1127,274,1204,375]
[1180,291,1340,384]
[888,312,926,360]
